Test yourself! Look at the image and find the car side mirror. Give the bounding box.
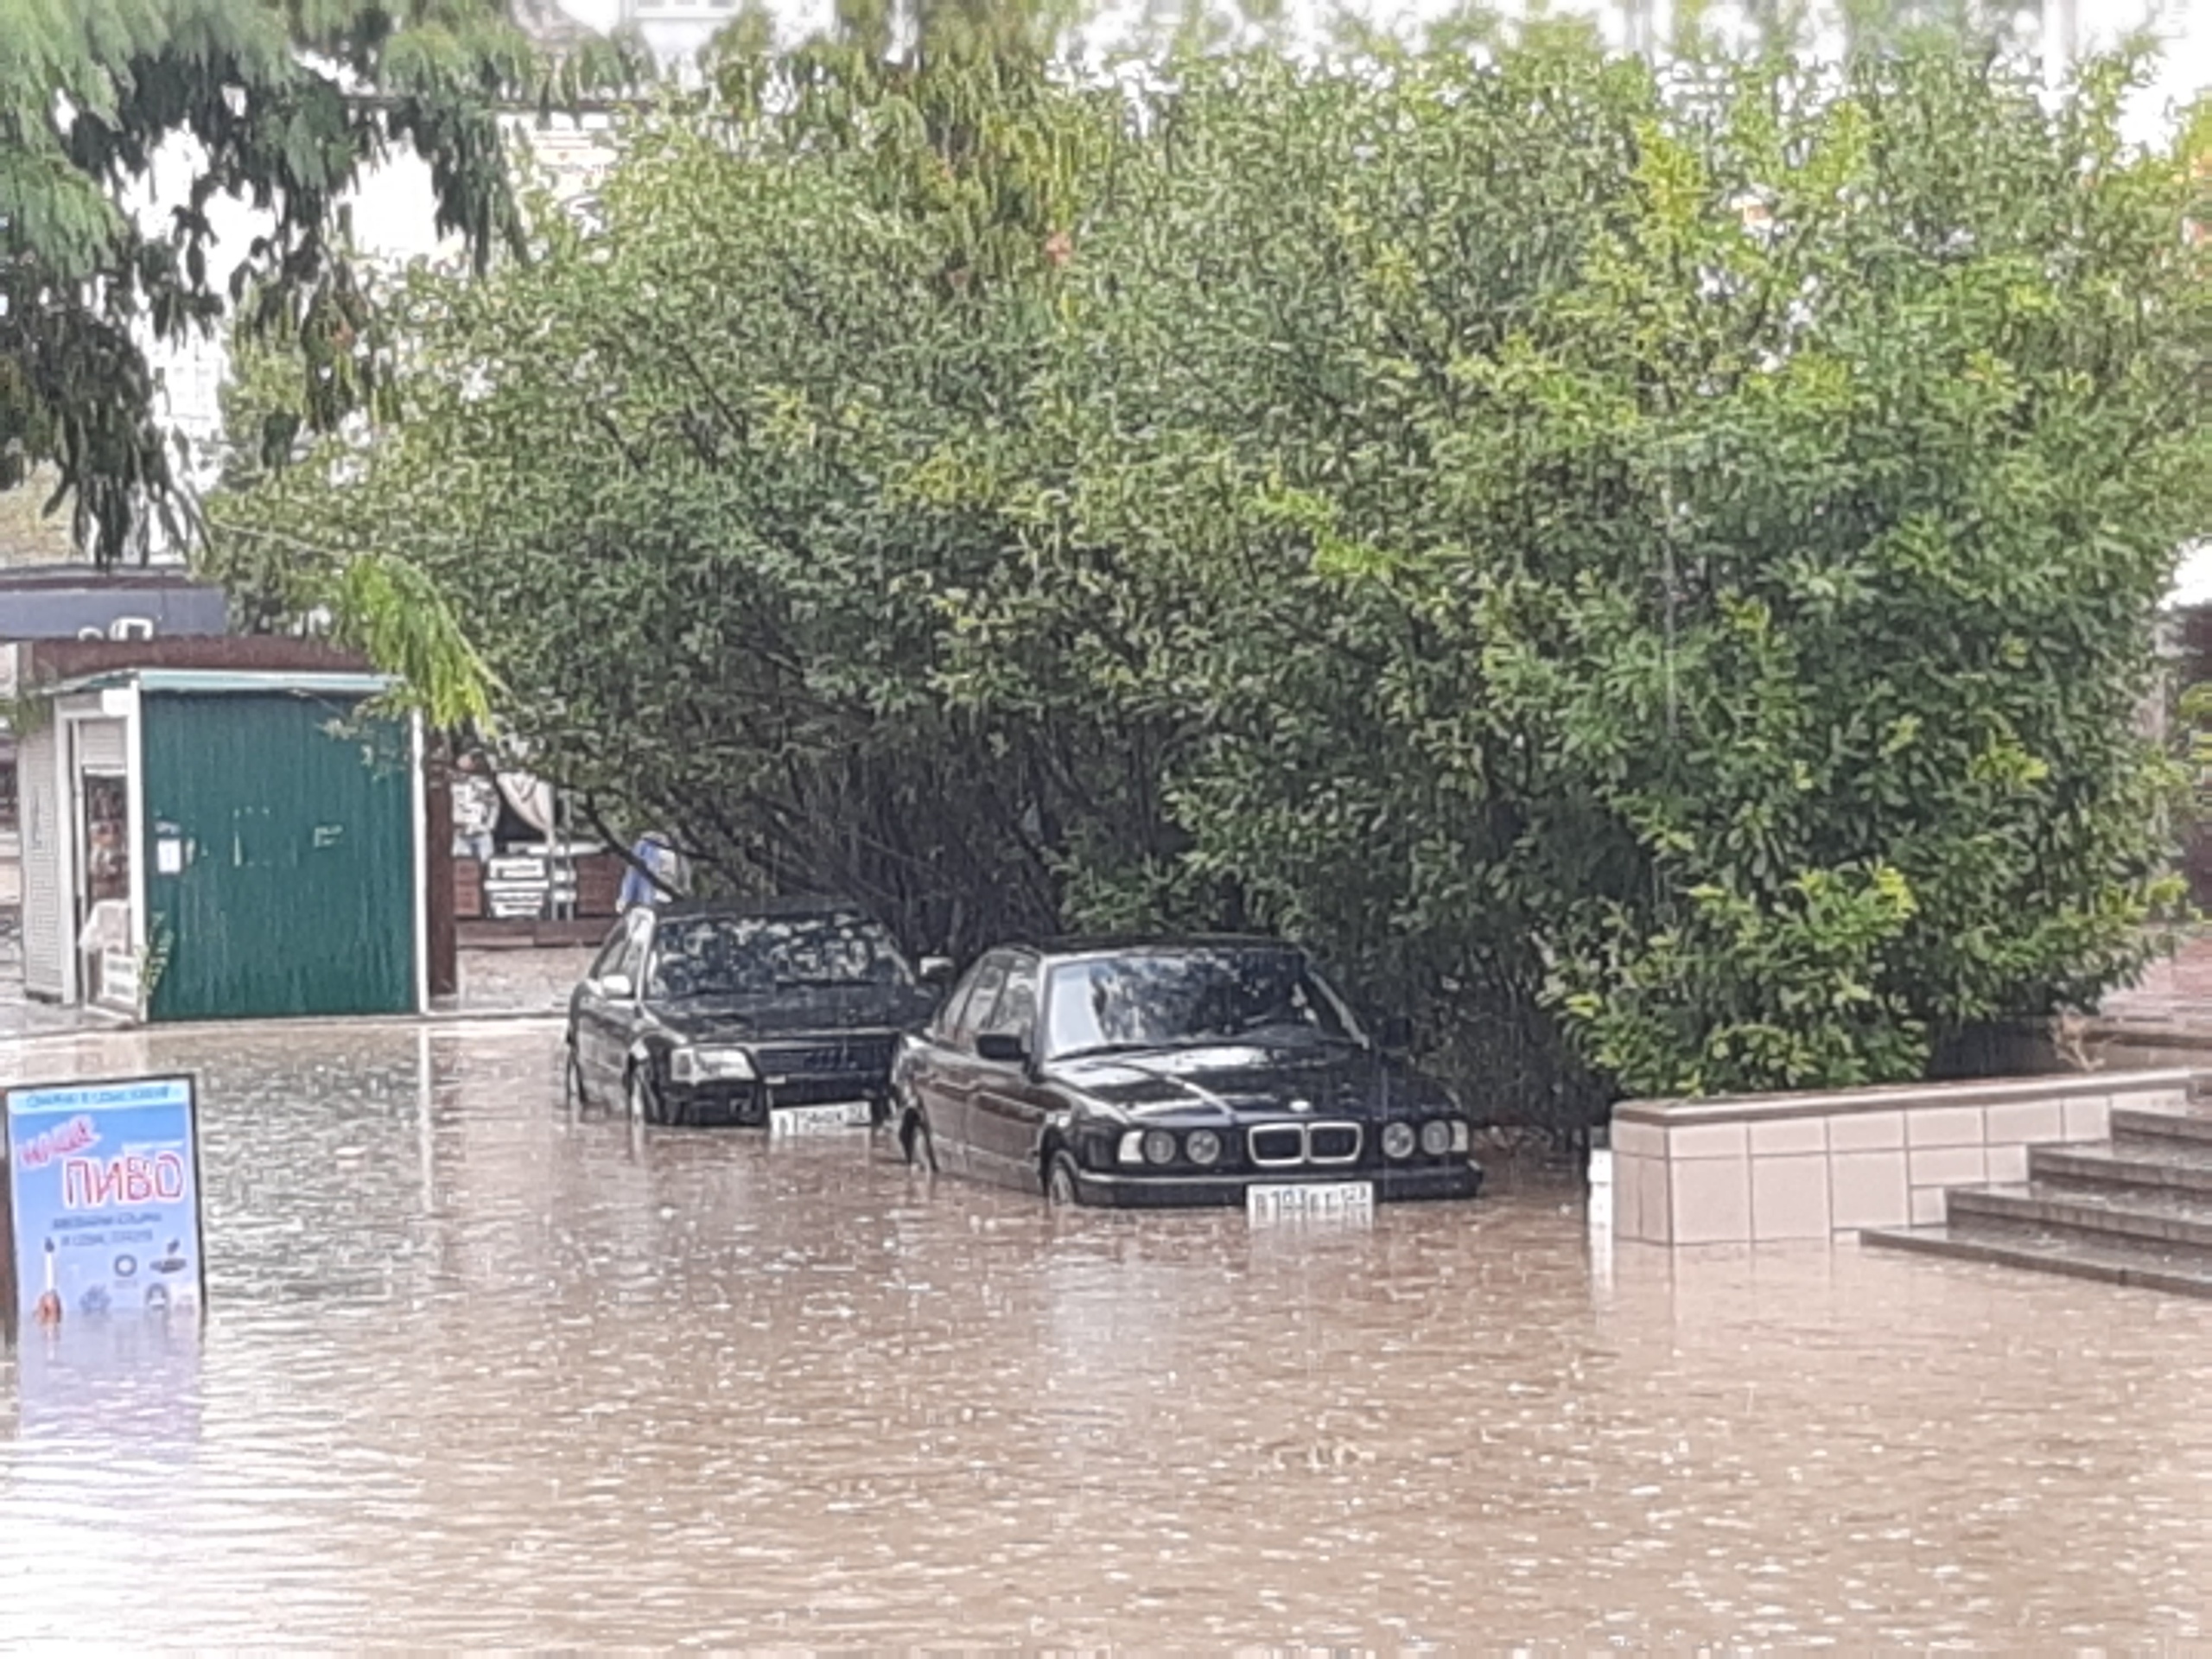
[601,972,635,1001]
[1375,1014,1414,1052]
[975,1032,1028,1065]
[918,956,955,987]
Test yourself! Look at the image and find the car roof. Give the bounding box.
[1003,933,1303,961]
[653,895,879,923]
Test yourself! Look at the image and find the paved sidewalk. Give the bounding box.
[0,906,590,1040]
[432,944,595,1017]
[2088,930,2212,1044]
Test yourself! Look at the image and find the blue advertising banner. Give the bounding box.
[3,1076,205,1328]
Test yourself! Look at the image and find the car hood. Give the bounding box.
[1047,1041,1442,1121]
[649,984,936,1042]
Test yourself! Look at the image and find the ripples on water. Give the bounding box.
[2,1024,2207,1646]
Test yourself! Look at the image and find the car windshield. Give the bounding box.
[1041,948,1359,1060]
[647,913,912,1000]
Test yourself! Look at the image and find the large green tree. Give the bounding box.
[1004,47,2209,1102]
[209,24,1133,950]
[0,0,631,562]
[214,37,2211,1116]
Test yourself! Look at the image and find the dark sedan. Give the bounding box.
[889,938,1482,1210]
[565,899,949,1127]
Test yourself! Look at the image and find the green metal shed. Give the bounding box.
[18,668,423,1023]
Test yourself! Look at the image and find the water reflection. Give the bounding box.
[0,1020,2202,1647]
[15,1315,203,1452]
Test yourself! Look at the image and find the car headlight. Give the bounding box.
[1141,1128,1178,1166]
[670,1046,756,1084]
[1185,1129,1223,1166]
[1420,1118,1454,1156]
[1117,1129,1147,1165]
[1382,1122,1416,1160]
[1451,1120,1471,1153]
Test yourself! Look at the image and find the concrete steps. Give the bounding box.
[1946,1182,2212,1253]
[1861,1220,2212,1297]
[1862,1100,2212,1299]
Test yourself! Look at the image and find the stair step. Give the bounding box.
[1946,1182,2212,1253]
[2112,1106,2212,1147]
[1861,1224,2212,1299]
[2031,1141,2212,1198]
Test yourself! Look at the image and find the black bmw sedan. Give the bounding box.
[889,938,1483,1210]
[565,898,949,1128]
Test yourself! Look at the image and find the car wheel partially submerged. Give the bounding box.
[1045,1151,1082,1206]
[626,1066,659,1127]
[563,1044,589,1110]
[899,1106,938,1173]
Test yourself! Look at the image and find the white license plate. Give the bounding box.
[769,1101,872,1135]
[1246,1180,1376,1224]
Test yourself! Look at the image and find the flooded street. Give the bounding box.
[3,1023,2209,1647]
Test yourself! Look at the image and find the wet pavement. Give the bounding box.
[1,1020,2208,1647]
[2093,929,2212,1045]
[433,942,596,1015]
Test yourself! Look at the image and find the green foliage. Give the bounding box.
[221,35,2211,1121]
[216,75,1138,945]
[1052,45,2201,1107]
[0,0,643,561]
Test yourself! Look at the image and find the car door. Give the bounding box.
[576,912,650,1096]
[568,921,626,1090]
[967,953,1056,1188]
[899,959,975,1162]
[910,952,1009,1175]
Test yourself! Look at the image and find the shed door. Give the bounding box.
[142,693,416,1020]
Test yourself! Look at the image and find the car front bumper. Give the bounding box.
[1066,1160,1482,1209]
[661,1081,889,1128]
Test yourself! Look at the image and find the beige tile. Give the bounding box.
[1669,1122,1749,1160]
[1611,1119,1664,1160]
[1910,1185,1948,1225]
[1908,1143,1986,1189]
[1749,1116,1827,1157]
[1828,1110,1905,1153]
[1751,1154,1831,1241]
[1670,1155,1751,1245]
[1830,1149,1910,1230]
[1904,1105,1984,1148]
[1986,1143,2029,1185]
[1613,1153,1645,1240]
[1636,1155,1673,1245]
[1985,1099,2065,1146]
[2062,1094,2110,1142]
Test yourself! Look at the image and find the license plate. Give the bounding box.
[1246,1180,1375,1224]
[769,1102,872,1135]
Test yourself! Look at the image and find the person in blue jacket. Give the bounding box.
[618,833,682,912]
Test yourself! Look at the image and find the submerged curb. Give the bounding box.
[0,1007,569,1057]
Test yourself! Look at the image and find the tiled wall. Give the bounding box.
[1611,1071,2197,1246]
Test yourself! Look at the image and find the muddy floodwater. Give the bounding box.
[2,1023,2208,1647]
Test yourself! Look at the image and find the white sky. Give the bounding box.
[558,0,2210,136]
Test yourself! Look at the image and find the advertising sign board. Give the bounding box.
[2,1075,205,1331]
